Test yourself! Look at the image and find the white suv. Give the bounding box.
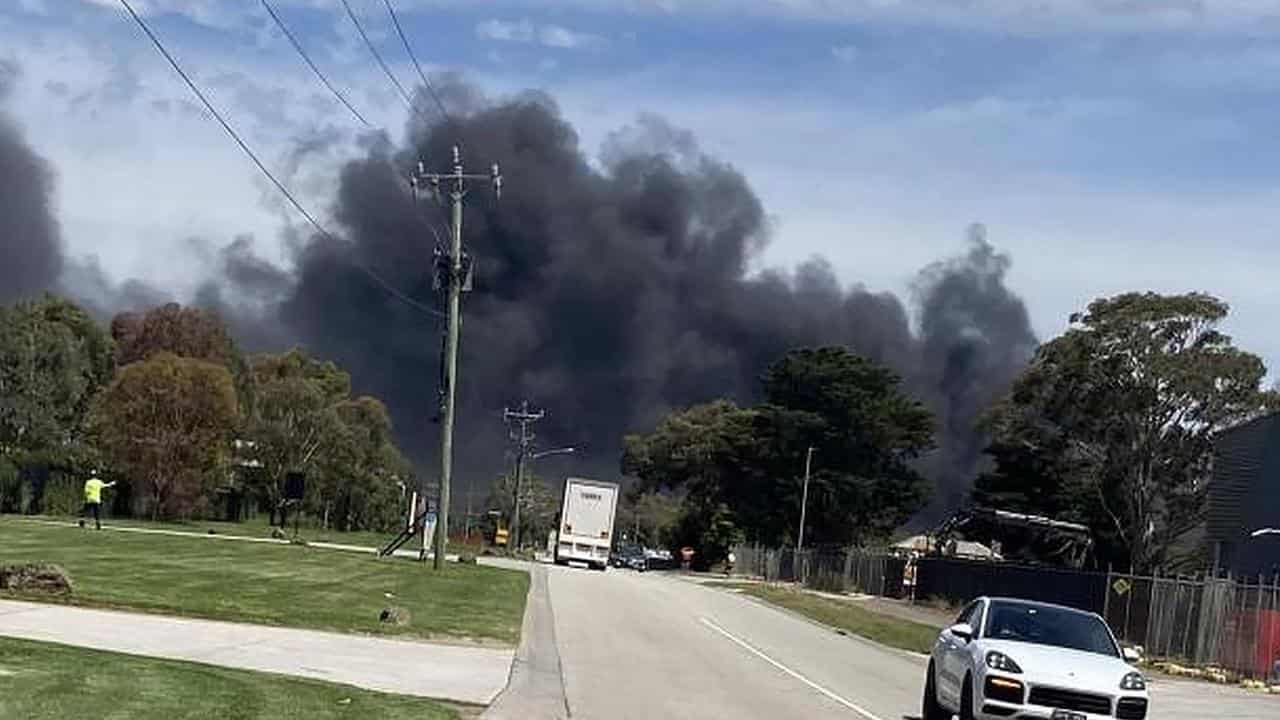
[923,596,1149,720]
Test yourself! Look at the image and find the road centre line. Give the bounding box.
[699,616,887,720]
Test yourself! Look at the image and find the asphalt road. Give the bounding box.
[531,564,1277,720]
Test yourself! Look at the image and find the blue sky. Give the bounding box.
[4,0,1280,371]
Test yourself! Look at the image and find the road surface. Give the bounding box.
[495,563,1278,719]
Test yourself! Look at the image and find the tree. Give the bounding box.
[623,347,936,561]
[92,352,238,520]
[246,349,350,524]
[313,396,410,532]
[977,292,1277,572]
[757,347,936,546]
[111,303,237,367]
[487,472,558,550]
[619,490,682,548]
[111,303,254,418]
[0,295,114,472]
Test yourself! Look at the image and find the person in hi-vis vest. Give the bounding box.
[80,470,116,530]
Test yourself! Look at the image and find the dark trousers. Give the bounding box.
[80,502,101,529]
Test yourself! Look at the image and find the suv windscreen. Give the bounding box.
[983,601,1119,658]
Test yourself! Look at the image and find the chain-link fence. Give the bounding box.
[732,544,907,598]
[1105,573,1280,680]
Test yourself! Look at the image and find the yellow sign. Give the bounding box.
[1112,578,1132,596]
[494,528,509,547]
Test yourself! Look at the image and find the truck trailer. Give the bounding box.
[555,477,619,570]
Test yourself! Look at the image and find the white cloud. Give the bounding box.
[476,18,604,49]
[830,44,858,64]
[476,18,536,43]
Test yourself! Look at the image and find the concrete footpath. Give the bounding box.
[0,599,513,705]
[481,562,568,719]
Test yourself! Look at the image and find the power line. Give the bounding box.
[259,0,370,128]
[117,0,442,320]
[381,0,453,125]
[340,0,430,125]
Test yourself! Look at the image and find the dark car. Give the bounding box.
[611,544,648,571]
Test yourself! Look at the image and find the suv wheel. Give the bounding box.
[959,674,975,720]
[922,661,948,720]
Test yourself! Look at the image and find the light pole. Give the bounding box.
[512,446,575,550]
[797,446,815,553]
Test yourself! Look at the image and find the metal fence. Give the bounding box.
[1105,573,1280,680]
[732,544,906,598]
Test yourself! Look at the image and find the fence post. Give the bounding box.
[1264,573,1274,681]
[1256,576,1266,679]
[1103,567,1112,621]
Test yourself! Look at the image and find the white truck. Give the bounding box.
[554,477,619,570]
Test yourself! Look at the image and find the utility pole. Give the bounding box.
[412,146,502,570]
[797,446,815,553]
[504,400,545,551]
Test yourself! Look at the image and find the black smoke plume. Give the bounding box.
[0,59,63,304]
[219,87,1038,520]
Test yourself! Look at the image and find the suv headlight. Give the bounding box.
[985,651,1023,674]
[1121,672,1146,691]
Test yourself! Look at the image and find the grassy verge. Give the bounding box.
[0,519,528,645]
[720,582,939,654]
[31,514,492,556]
[0,636,460,720]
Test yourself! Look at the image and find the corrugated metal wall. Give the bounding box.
[1209,413,1280,576]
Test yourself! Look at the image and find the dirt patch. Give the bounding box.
[0,563,74,596]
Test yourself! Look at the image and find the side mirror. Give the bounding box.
[1122,646,1142,663]
[949,623,975,642]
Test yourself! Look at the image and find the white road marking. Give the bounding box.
[700,617,888,720]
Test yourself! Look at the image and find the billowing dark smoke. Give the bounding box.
[0,59,1037,522]
[0,59,64,304]
[218,86,1039,518]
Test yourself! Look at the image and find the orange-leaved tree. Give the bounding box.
[92,352,238,519]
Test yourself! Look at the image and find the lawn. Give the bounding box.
[0,519,528,645]
[0,636,460,720]
[721,582,940,654]
[47,514,467,555]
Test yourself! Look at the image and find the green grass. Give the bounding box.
[51,514,427,554]
[0,519,528,645]
[722,582,939,654]
[0,636,460,720]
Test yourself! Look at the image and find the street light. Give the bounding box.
[1252,528,1280,538]
[512,446,577,550]
[531,447,576,461]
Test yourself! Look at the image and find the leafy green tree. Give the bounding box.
[624,347,936,560]
[757,347,935,546]
[315,396,410,532]
[977,292,1277,572]
[0,295,114,488]
[619,490,682,548]
[246,349,349,523]
[91,352,238,519]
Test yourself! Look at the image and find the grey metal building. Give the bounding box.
[1209,412,1280,578]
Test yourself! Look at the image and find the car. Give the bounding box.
[923,596,1149,720]
[610,544,647,570]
